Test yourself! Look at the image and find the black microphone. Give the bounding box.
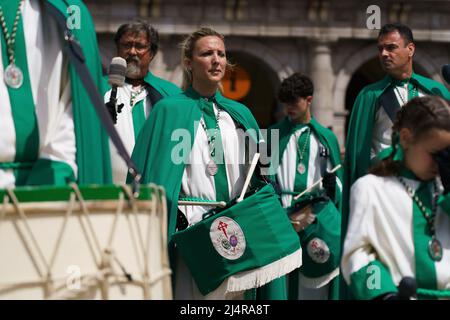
[441,64,450,85]
[106,57,126,123]
[398,277,417,300]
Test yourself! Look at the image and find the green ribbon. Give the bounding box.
[378,133,404,162]
[293,126,311,195]
[132,99,146,140]
[413,182,438,299]
[201,98,229,202]
[0,0,39,166]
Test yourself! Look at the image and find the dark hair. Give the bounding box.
[114,21,159,55]
[370,96,450,176]
[378,23,414,45]
[278,72,314,104]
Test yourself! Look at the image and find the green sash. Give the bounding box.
[201,98,229,202]
[0,0,39,169]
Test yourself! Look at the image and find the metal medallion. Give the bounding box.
[428,237,443,262]
[4,64,23,89]
[297,162,306,175]
[206,160,218,176]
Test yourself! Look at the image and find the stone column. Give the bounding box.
[309,39,335,129]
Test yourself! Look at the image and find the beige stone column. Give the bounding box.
[309,39,335,130]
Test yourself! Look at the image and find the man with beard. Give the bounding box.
[341,22,450,298]
[105,21,181,183]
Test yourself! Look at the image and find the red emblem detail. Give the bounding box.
[218,221,228,238]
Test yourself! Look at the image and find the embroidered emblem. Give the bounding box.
[210,217,246,260]
[307,237,330,264]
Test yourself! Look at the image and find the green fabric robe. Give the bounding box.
[129,87,292,298]
[1,0,112,186]
[341,72,450,299]
[264,117,343,300]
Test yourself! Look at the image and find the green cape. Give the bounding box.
[341,72,450,299]
[130,86,260,238]
[130,87,286,298]
[268,117,343,300]
[268,117,343,207]
[143,71,181,97]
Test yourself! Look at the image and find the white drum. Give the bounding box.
[0,183,172,300]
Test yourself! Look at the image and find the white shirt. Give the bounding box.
[342,174,450,290]
[104,83,151,184]
[277,127,342,208]
[371,84,424,160]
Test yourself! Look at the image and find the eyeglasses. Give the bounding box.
[119,42,150,54]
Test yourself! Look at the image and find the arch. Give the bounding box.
[226,38,294,81]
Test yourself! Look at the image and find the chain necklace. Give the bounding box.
[129,86,146,107]
[394,82,417,106]
[200,106,221,176]
[397,176,443,262]
[0,0,24,88]
[295,127,311,175]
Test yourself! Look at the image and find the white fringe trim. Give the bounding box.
[298,267,339,289]
[206,248,302,299]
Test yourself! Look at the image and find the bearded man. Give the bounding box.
[105,21,181,183]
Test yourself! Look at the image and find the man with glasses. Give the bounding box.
[105,21,181,183]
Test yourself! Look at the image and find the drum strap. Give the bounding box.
[44,2,141,190]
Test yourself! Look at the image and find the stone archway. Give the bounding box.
[223,39,294,128]
[226,38,294,83]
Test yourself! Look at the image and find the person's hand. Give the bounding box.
[105,101,118,124]
[289,204,315,233]
[322,172,336,199]
[434,145,450,194]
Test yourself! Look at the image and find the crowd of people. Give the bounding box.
[0,0,449,300]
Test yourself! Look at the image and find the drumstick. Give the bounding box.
[178,200,227,208]
[293,164,342,200]
[237,153,260,203]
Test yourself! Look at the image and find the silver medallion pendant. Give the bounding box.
[206,160,218,176]
[297,162,306,175]
[4,64,23,89]
[428,237,443,262]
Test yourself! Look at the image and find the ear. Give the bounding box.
[306,95,313,105]
[399,127,413,150]
[407,42,415,58]
[184,58,192,71]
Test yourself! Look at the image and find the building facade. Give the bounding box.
[85,0,450,148]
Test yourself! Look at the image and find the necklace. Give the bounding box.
[200,106,221,176]
[394,82,417,106]
[397,176,443,262]
[295,127,311,175]
[129,86,146,107]
[0,0,24,88]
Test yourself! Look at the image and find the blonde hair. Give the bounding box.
[180,27,229,90]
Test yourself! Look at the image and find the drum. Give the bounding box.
[172,183,302,297]
[288,192,341,287]
[0,183,172,300]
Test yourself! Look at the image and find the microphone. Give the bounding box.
[441,64,450,85]
[106,57,126,124]
[397,277,417,300]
